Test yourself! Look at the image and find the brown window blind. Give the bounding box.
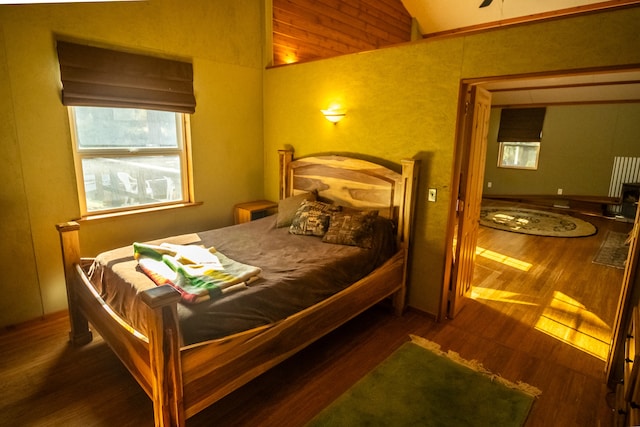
[497,107,546,142]
[57,41,195,114]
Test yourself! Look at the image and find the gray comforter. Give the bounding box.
[88,215,396,346]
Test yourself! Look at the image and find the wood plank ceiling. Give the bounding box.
[272,0,412,66]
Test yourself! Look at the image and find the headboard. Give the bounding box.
[278,149,419,248]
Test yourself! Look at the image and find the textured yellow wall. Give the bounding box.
[264,8,640,316]
[0,0,265,326]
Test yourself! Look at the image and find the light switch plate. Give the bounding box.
[428,188,437,202]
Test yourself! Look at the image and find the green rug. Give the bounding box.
[307,336,540,427]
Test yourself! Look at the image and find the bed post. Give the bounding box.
[56,221,93,345]
[393,159,420,316]
[141,286,184,427]
[279,149,294,200]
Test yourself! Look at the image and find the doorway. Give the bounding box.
[443,66,640,378]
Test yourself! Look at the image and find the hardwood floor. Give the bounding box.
[473,205,631,363]
[0,208,631,426]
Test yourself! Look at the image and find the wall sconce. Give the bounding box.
[321,107,346,124]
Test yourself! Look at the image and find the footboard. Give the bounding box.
[57,222,185,427]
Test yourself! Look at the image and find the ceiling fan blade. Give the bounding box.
[479,0,493,7]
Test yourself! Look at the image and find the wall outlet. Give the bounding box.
[557,188,563,195]
[428,188,437,202]
[487,181,492,188]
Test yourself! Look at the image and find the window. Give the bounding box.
[498,141,540,170]
[70,106,192,215]
[57,41,196,216]
[497,107,545,171]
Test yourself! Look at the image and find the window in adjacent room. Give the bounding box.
[69,106,191,214]
[57,41,196,215]
[497,107,546,171]
[497,141,540,170]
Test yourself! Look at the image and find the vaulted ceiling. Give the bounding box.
[271,0,640,105]
[401,0,640,37]
[272,0,640,65]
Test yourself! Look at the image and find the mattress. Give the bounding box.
[87,214,396,346]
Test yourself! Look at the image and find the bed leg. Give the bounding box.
[67,283,93,345]
[392,288,406,316]
[142,286,185,427]
[56,222,93,346]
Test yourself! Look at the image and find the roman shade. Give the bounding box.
[57,41,195,113]
[497,107,546,142]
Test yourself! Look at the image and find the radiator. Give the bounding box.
[608,156,640,214]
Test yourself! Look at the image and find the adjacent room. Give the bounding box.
[474,99,640,379]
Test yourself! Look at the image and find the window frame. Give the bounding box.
[68,106,194,217]
[497,141,541,170]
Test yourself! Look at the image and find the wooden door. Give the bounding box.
[607,206,640,384]
[448,86,492,318]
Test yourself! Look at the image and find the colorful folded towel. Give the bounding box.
[133,242,261,304]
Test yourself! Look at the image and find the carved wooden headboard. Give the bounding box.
[278,149,419,247]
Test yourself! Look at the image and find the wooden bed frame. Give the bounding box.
[56,149,419,427]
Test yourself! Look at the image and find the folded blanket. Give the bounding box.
[133,242,261,304]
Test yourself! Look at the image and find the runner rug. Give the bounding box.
[480,207,597,237]
[593,231,629,269]
[306,335,541,427]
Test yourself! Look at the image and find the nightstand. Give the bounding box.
[234,200,278,224]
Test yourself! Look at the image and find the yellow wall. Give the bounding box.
[0,0,265,327]
[264,8,640,316]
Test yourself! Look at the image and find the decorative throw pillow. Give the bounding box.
[289,200,338,236]
[322,210,379,248]
[276,192,317,228]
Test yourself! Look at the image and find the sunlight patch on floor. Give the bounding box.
[471,286,538,306]
[535,291,611,360]
[476,246,532,271]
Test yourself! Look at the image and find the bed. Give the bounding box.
[56,149,419,427]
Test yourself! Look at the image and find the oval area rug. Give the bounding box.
[479,207,597,237]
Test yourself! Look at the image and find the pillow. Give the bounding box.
[322,210,379,248]
[289,200,338,236]
[276,192,317,228]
